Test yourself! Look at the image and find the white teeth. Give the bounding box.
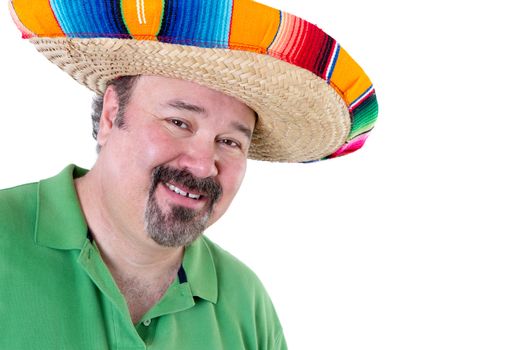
[165,183,201,200]
[175,187,188,196]
[188,193,200,200]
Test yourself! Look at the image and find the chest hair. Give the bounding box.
[114,274,176,324]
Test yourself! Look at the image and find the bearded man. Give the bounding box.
[1,0,378,349]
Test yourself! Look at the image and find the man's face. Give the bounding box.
[96,76,256,247]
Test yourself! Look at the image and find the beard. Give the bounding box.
[144,165,222,247]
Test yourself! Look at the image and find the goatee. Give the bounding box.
[144,165,222,247]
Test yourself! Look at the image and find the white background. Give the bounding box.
[1,1,524,349]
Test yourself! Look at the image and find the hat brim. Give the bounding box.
[31,37,350,163]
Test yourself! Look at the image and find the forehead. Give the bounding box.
[129,76,255,118]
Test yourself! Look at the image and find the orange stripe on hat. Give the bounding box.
[10,0,64,37]
[121,0,163,40]
[330,47,373,105]
[8,1,34,38]
[229,1,280,54]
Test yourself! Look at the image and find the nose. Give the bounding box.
[173,138,219,179]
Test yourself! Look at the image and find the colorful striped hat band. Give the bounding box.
[9,0,378,163]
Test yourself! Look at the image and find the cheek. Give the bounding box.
[107,127,176,201]
[213,161,247,212]
[130,126,176,169]
[222,158,247,194]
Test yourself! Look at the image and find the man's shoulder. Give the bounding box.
[0,180,38,197]
[201,235,265,290]
[198,236,279,311]
[0,181,38,220]
[0,181,40,249]
[198,236,284,340]
[0,165,86,226]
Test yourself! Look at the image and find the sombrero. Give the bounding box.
[9,0,378,163]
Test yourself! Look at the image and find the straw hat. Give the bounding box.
[9,0,378,163]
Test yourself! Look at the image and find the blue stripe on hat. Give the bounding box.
[158,0,232,48]
[49,0,129,38]
[326,43,340,82]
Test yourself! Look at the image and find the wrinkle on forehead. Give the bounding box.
[164,100,206,115]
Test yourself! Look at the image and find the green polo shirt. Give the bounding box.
[0,165,286,349]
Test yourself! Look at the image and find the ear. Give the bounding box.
[96,85,120,147]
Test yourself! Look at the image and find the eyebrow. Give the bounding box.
[165,100,206,114]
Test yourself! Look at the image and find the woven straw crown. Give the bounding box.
[9,0,378,163]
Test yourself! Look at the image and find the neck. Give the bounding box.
[74,166,184,281]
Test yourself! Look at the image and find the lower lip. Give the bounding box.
[159,183,207,210]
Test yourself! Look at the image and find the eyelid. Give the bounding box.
[170,118,192,131]
[218,138,243,150]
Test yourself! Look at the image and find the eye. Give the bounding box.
[218,138,241,149]
[170,119,190,130]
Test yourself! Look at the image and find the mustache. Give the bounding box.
[151,165,222,204]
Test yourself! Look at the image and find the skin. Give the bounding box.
[75,76,256,323]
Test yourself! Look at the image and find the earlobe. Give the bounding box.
[97,86,120,147]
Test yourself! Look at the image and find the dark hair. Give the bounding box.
[91,75,140,150]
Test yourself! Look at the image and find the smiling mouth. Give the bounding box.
[164,182,202,200]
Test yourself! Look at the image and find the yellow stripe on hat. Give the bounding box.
[229,1,280,53]
[121,0,164,40]
[330,47,373,106]
[10,0,64,37]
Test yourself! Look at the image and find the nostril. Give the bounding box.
[174,154,218,179]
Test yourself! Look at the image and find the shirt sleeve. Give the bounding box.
[272,331,288,350]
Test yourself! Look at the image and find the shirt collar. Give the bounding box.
[182,236,218,304]
[34,164,89,250]
[34,164,218,304]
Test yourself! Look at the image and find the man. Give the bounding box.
[1,0,378,349]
